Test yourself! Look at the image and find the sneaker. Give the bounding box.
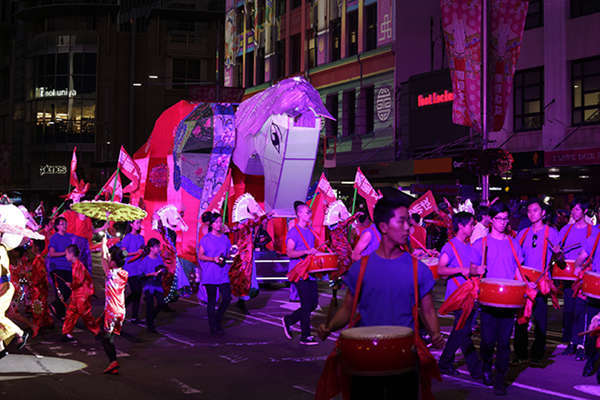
[281,317,293,340]
[576,346,585,361]
[510,357,527,366]
[562,343,576,355]
[62,333,76,342]
[439,365,460,376]
[103,361,119,374]
[236,299,249,315]
[299,336,319,346]
[16,332,29,350]
[0,349,7,360]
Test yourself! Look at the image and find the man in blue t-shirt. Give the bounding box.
[281,201,319,345]
[437,211,484,378]
[47,217,75,319]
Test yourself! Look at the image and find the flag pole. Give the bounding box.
[111,163,121,202]
[309,192,318,208]
[351,187,358,214]
[481,0,489,204]
[222,190,229,223]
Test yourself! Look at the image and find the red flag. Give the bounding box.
[311,173,336,244]
[205,169,233,213]
[316,173,336,203]
[69,146,78,187]
[95,170,123,202]
[118,146,142,194]
[409,190,438,218]
[354,167,381,220]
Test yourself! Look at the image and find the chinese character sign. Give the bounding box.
[409,190,438,218]
[354,168,382,220]
[377,0,394,47]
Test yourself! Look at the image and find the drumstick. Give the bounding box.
[409,235,435,257]
[578,327,600,336]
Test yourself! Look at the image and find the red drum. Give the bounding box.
[582,271,600,300]
[339,326,417,376]
[421,256,439,280]
[552,259,577,281]
[520,265,542,282]
[308,253,338,274]
[479,278,527,308]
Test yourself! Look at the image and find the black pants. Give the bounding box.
[126,276,144,320]
[51,269,72,319]
[350,370,419,400]
[439,309,481,375]
[205,283,232,333]
[284,279,318,339]
[144,289,164,329]
[514,293,547,360]
[585,298,600,363]
[480,307,515,380]
[101,332,117,362]
[563,285,575,342]
[573,297,587,346]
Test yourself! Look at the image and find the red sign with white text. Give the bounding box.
[409,190,438,218]
[417,90,454,107]
[545,148,600,167]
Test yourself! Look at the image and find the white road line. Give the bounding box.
[171,378,202,394]
[292,385,316,395]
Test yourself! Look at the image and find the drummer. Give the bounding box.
[514,199,560,366]
[574,227,600,379]
[350,211,381,262]
[471,202,525,396]
[281,201,320,346]
[437,211,484,378]
[559,197,596,358]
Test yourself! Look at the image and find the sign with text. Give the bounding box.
[417,90,454,107]
[409,190,438,218]
[545,148,600,167]
[376,86,392,121]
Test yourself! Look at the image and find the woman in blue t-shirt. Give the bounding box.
[120,220,145,322]
[198,212,232,336]
[137,238,167,333]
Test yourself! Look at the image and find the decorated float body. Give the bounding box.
[130,77,333,280]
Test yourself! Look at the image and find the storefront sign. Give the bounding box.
[39,164,67,176]
[545,148,600,167]
[417,90,454,107]
[35,87,77,98]
[376,86,392,122]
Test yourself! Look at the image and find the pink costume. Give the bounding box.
[104,268,128,335]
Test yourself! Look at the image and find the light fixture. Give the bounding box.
[501,175,512,180]
[579,175,590,179]
[148,75,158,79]
[340,181,355,185]
[106,141,111,145]
[548,167,559,173]
[544,196,551,204]
[133,83,142,87]
[548,174,560,179]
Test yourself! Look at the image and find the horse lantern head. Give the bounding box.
[152,205,188,233]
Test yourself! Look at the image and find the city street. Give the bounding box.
[2,258,600,400]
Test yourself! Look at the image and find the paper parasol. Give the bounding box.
[0,223,45,240]
[71,201,147,222]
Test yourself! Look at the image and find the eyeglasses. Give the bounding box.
[532,233,538,248]
[493,216,509,222]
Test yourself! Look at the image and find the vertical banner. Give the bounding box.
[377,0,394,47]
[354,167,382,220]
[224,8,237,87]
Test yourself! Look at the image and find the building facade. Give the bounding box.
[0,0,223,201]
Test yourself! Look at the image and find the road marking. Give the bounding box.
[171,378,202,394]
[292,385,315,395]
[219,354,248,364]
[573,385,600,397]
[269,355,328,363]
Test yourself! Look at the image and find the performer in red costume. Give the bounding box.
[325,204,361,280]
[29,240,53,336]
[62,245,100,340]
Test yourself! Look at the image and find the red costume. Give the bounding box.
[104,268,128,335]
[329,214,360,279]
[62,259,99,335]
[229,215,268,297]
[61,210,94,244]
[28,254,53,336]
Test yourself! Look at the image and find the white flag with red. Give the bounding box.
[69,146,78,187]
[118,146,142,193]
[315,173,337,203]
[354,167,382,220]
[95,170,123,202]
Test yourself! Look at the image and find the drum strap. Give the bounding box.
[586,233,600,268]
[519,228,530,247]
[348,256,370,328]
[508,238,527,282]
[561,224,574,247]
[448,241,465,288]
[541,225,550,274]
[589,224,593,238]
[411,257,421,336]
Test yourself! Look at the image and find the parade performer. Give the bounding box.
[47,217,75,319]
[471,205,491,244]
[138,238,167,333]
[316,194,442,400]
[558,197,596,358]
[120,220,145,323]
[324,201,360,280]
[514,199,560,366]
[229,194,270,314]
[100,238,128,374]
[29,240,53,336]
[197,212,232,336]
[283,201,321,345]
[574,229,600,379]
[350,211,381,262]
[62,244,100,340]
[472,202,525,395]
[437,211,483,378]
[0,245,28,359]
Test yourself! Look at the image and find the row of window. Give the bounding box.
[522,0,598,30]
[514,56,600,131]
[325,86,377,138]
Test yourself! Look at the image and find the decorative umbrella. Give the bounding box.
[71,201,147,222]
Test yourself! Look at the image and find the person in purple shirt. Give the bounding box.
[437,211,484,378]
[281,201,320,346]
[514,199,560,366]
[472,202,524,395]
[47,217,75,319]
[137,238,166,333]
[350,212,381,261]
[558,197,597,358]
[120,220,146,323]
[197,212,232,336]
[574,228,600,379]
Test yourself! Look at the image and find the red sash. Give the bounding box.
[448,240,466,289]
[573,232,600,298]
[287,226,318,282]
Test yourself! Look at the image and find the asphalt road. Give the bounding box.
[2,259,600,400]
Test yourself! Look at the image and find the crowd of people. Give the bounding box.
[3,189,600,399]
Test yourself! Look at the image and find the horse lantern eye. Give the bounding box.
[270,123,281,153]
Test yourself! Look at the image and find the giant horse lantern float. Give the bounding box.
[131,77,333,263]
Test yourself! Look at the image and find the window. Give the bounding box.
[342,90,356,136]
[365,3,377,51]
[245,51,255,87]
[276,0,286,17]
[256,48,265,85]
[346,10,358,57]
[366,86,375,134]
[514,67,544,131]
[33,99,96,144]
[308,34,317,69]
[33,52,96,96]
[257,0,265,24]
[571,0,600,18]
[173,58,210,88]
[330,18,341,62]
[275,40,286,80]
[291,0,302,9]
[325,93,339,137]
[572,57,600,125]
[289,34,301,74]
[525,0,543,29]
[235,56,244,86]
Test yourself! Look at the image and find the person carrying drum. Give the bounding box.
[558,197,596,358]
[282,201,320,346]
[514,199,560,366]
[317,193,443,399]
[437,211,484,378]
[471,202,525,396]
